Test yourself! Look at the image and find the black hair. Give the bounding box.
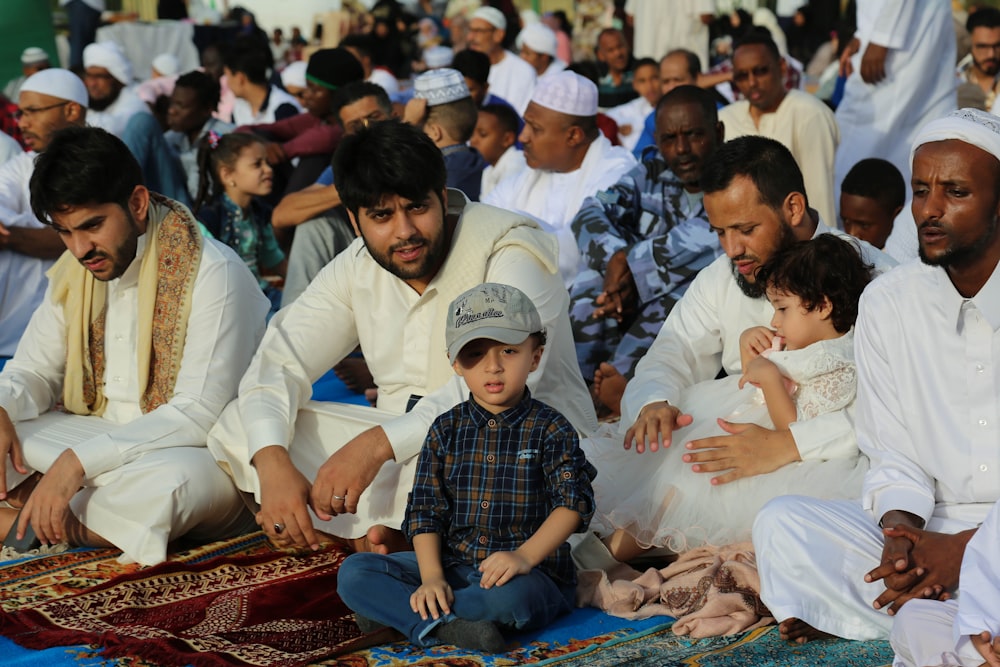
[223,35,273,85]
[841,158,905,212]
[595,27,625,51]
[193,132,265,213]
[529,330,547,348]
[968,7,1000,32]
[549,10,572,37]
[656,84,718,125]
[452,49,490,85]
[333,120,447,219]
[701,135,807,209]
[754,234,873,333]
[428,96,479,143]
[480,103,520,136]
[734,29,782,62]
[565,60,600,84]
[339,33,375,59]
[30,126,142,224]
[663,48,701,79]
[174,70,221,111]
[331,81,392,126]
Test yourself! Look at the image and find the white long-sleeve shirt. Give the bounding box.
[487,51,537,116]
[857,259,1000,528]
[0,231,269,480]
[623,221,895,461]
[0,152,54,357]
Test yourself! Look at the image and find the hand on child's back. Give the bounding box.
[411,578,454,620]
[478,551,533,589]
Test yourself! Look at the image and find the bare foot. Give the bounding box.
[778,618,834,644]
[346,525,411,554]
[334,357,376,394]
[593,363,626,418]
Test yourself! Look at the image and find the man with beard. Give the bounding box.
[754,108,1000,647]
[568,85,724,417]
[615,137,892,553]
[957,9,1000,113]
[0,69,88,360]
[466,7,536,115]
[82,42,149,138]
[207,120,597,555]
[0,126,269,563]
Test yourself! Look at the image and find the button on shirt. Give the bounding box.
[404,391,597,586]
[857,259,1000,527]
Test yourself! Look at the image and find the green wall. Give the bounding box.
[0,3,58,94]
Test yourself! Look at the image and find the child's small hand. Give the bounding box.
[479,551,532,589]
[739,326,775,371]
[972,631,1000,667]
[739,355,780,389]
[410,578,454,621]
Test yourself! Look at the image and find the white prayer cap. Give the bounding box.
[413,68,470,106]
[83,42,133,85]
[530,70,597,117]
[520,9,541,26]
[281,61,307,90]
[911,108,1000,167]
[516,23,558,57]
[151,53,179,77]
[423,45,454,69]
[20,68,88,107]
[470,7,506,31]
[21,47,49,66]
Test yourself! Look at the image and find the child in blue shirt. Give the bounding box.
[338,283,596,653]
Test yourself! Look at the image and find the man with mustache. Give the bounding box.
[957,8,1000,112]
[0,69,87,360]
[207,120,596,555]
[609,136,893,560]
[0,126,269,563]
[755,108,1000,650]
[568,85,724,417]
[718,32,839,228]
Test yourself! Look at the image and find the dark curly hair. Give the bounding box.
[754,234,874,333]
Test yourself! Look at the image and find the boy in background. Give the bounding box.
[839,157,905,250]
[338,283,596,653]
[471,103,525,199]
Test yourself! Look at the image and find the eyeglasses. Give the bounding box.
[15,101,70,120]
[972,42,1000,53]
[732,65,772,83]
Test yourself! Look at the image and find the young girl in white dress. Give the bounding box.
[584,234,874,559]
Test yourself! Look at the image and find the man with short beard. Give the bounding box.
[617,137,892,536]
[207,120,597,555]
[0,126,269,563]
[957,8,1000,112]
[82,42,149,137]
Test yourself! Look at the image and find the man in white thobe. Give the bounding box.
[0,126,268,565]
[207,121,596,553]
[624,0,715,67]
[466,6,537,115]
[483,71,637,287]
[833,0,955,201]
[0,69,88,358]
[719,33,839,227]
[82,42,150,138]
[754,108,1000,644]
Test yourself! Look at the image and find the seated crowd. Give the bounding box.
[0,3,998,665]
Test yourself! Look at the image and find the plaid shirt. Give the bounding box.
[404,390,596,587]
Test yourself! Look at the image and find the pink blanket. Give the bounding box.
[577,542,775,638]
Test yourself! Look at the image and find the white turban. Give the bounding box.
[20,68,89,108]
[911,108,1000,167]
[516,23,558,58]
[83,42,133,85]
[151,53,180,77]
[470,7,506,31]
[530,70,597,117]
[280,61,307,90]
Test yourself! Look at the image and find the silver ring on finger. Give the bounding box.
[274,523,285,534]
[332,494,346,501]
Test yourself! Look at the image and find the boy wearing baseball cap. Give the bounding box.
[338,283,596,653]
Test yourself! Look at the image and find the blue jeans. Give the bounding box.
[337,551,575,646]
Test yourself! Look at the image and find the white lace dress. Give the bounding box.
[583,331,868,552]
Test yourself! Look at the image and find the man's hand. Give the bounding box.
[0,408,27,501]
[623,401,693,453]
[17,449,84,545]
[479,550,532,588]
[973,631,1000,667]
[264,142,287,165]
[403,97,429,126]
[594,250,638,323]
[683,421,799,485]
[253,445,321,550]
[411,577,453,620]
[310,426,393,519]
[866,523,974,615]
[860,43,889,84]
[839,36,860,77]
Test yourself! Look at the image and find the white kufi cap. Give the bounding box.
[414,68,470,106]
[423,45,454,69]
[280,61,307,90]
[83,42,133,85]
[911,107,1000,167]
[516,23,557,57]
[20,68,89,108]
[151,53,180,77]
[470,7,506,31]
[21,47,49,66]
[530,70,597,116]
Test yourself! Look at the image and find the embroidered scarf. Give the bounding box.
[47,194,203,416]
